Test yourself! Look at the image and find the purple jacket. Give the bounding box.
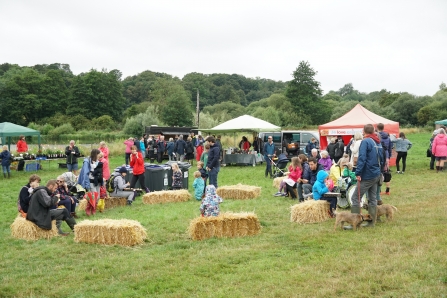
[318,157,332,171]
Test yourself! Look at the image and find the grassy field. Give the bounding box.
[1,132,447,298]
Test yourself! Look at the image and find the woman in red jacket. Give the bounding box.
[130,145,150,193]
[16,135,28,153]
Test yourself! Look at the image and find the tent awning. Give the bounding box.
[201,115,281,134]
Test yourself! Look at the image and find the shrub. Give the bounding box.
[48,123,75,138]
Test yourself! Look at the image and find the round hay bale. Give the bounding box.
[273,176,287,189]
[74,219,147,246]
[188,212,261,241]
[216,184,261,200]
[291,200,331,224]
[142,190,191,204]
[10,216,58,241]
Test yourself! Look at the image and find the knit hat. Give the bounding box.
[118,167,128,174]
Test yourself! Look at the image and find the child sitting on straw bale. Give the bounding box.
[312,170,338,218]
[200,185,223,217]
[18,174,41,218]
[273,157,302,197]
[342,162,357,187]
[171,163,183,190]
[193,171,205,201]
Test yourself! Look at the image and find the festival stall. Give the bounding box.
[318,104,399,165]
[201,115,281,166]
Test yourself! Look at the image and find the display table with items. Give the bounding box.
[222,153,264,166]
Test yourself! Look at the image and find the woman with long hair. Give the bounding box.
[431,129,447,172]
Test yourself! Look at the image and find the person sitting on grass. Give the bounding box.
[312,170,338,218]
[171,163,183,190]
[109,167,134,206]
[200,185,223,217]
[192,171,205,201]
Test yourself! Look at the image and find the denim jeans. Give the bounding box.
[209,166,220,188]
[2,165,10,173]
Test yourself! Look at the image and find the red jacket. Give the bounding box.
[17,140,28,153]
[130,151,145,175]
[288,165,302,182]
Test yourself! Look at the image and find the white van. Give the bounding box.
[259,130,319,156]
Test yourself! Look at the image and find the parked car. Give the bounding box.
[259,130,320,156]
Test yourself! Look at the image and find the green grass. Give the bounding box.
[1,132,447,297]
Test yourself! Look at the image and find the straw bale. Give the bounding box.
[216,184,261,200]
[74,219,147,246]
[273,176,287,188]
[10,216,58,241]
[188,212,261,241]
[78,199,87,211]
[104,197,128,209]
[142,190,191,204]
[291,200,331,224]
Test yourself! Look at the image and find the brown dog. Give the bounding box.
[376,204,397,221]
[334,212,372,231]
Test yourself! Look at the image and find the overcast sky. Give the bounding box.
[1,0,446,96]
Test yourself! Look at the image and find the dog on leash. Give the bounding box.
[334,212,372,231]
[363,203,397,222]
[376,204,398,221]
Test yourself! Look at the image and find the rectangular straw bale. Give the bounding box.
[74,219,147,246]
[216,184,261,200]
[273,176,287,188]
[10,216,58,241]
[78,199,87,211]
[290,200,331,224]
[142,190,191,204]
[104,197,128,209]
[188,212,261,240]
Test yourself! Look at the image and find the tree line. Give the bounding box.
[0,62,446,137]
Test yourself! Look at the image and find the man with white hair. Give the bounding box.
[65,140,81,175]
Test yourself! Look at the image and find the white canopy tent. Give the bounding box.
[202,115,281,134]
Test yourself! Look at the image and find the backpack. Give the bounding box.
[345,139,353,156]
[106,173,119,193]
[335,142,344,158]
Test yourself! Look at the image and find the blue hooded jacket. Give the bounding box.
[312,170,329,200]
[355,137,383,180]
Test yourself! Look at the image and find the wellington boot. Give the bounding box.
[56,220,68,235]
[7,172,10,178]
[3,173,5,178]
[362,205,377,228]
[344,206,361,230]
[66,216,77,231]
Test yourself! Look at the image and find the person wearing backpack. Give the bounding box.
[334,136,345,164]
[0,145,12,178]
[109,167,135,205]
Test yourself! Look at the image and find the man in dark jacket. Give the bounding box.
[346,124,384,229]
[377,123,392,195]
[26,180,76,236]
[215,135,223,161]
[174,135,187,162]
[297,157,323,202]
[65,140,81,175]
[157,135,166,163]
[206,136,220,188]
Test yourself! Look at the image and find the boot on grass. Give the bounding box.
[362,205,377,228]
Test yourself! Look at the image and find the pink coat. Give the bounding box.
[99,146,109,160]
[124,140,134,153]
[432,134,447,157]
[99,157,110,180]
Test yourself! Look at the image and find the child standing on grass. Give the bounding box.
[0,145,12,179]
[200,185,223,217]
[192,171,205,201]
[171,163,183,190]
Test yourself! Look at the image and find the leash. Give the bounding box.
[357,180,362,215]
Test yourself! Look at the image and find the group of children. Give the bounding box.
[191,161,223,217]
[273,154,358,217]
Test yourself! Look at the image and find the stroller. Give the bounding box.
[270,153,289,178]
[62,172,86,201]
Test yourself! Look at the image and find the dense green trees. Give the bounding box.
[0,62,445,135]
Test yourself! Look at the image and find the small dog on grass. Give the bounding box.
[363,204,398,222]
[334,212,372,231]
